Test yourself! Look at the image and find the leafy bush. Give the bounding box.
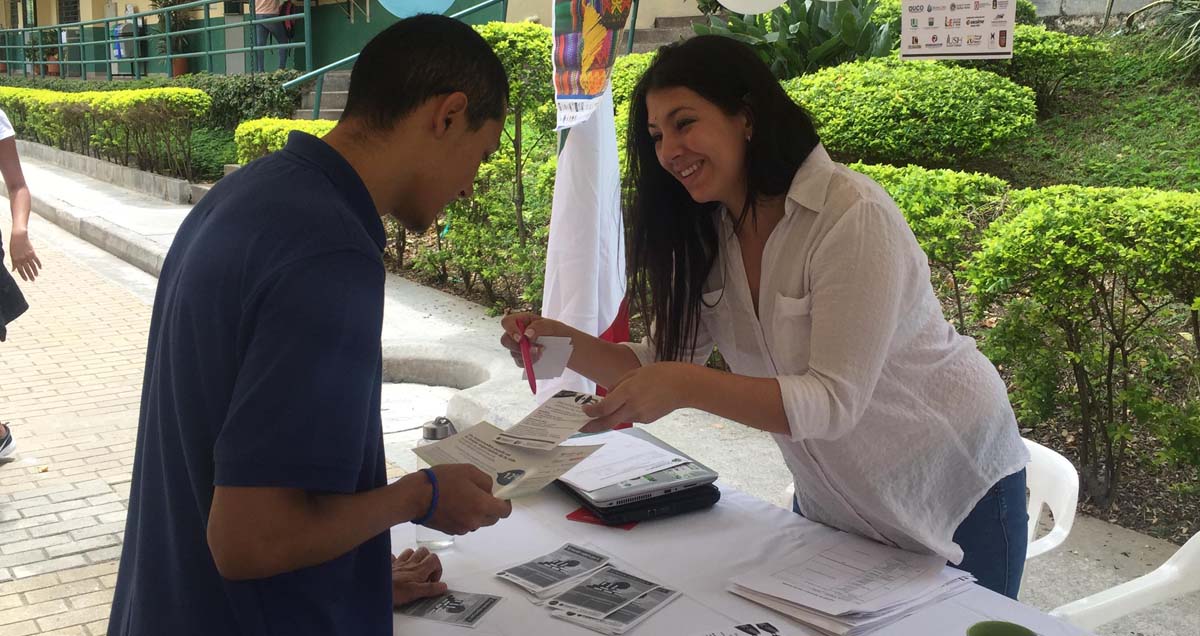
[694,0,893,79]
[611,52,653,116]
[189,127,236,182]
[785,57,1036,165]
[851,163,1010,331]
[1016,0,1038,25]
[400,22,558,312]
[967,185,1200,506]
[174,71,302,130]
[0,86,211,180]
[233,117,335,164]
[0,70,301,131]
[1159,0,1200,75]
[962,26,1107,114]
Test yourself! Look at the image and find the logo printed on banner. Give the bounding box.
[967,34,982,45]
[966,16,986,26]
[908,4,925,11]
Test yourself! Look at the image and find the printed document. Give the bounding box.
[495,390,599,451]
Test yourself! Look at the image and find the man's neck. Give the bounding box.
[321,124,417,218]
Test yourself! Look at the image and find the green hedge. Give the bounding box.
[785,57,1036,165]
[0,86,211,180]
[967,185,1200,505]
[958,26,1107,114]
[852,163,1009,331]
[611,52,654,117]
[234,117,335,164]
[0,70,301,131]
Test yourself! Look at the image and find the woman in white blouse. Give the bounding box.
[501,36,1030,598]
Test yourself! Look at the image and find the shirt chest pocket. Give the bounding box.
[770,292,813,376]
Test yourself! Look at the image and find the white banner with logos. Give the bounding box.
[900,0,1014,60]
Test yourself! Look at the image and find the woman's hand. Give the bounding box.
[580,362,701,432]
[391,547,448,607]
[499,312,571,368]
[9,231,40,282]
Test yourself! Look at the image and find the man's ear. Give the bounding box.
[431,92,470,139]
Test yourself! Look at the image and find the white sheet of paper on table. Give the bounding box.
[729,530,949,617]
[527,335,574,380]
[560,430,691,492]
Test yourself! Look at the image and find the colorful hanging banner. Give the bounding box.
[552,0,634,130]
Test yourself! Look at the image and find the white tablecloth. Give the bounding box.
[391,482,1089,636]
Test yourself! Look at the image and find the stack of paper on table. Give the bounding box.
[728,531,976,636]
[559,430,690,492]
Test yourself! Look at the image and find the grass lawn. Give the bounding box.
[977,33,1200,192]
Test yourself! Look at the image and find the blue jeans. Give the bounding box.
[792,468,1028,600]
[254,18,289,72]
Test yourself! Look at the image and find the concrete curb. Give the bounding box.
[381,341,532,430]
[16,140,193,204]
[30,190,167,278]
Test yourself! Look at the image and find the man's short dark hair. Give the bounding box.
[341,14,509,131]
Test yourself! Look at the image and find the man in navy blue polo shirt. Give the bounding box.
[109,15,513,635]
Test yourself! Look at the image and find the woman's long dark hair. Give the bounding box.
[625,35,820,362]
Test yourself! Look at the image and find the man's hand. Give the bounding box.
[391,547,447,606]
[9,231,40,282]
[405,464,513,535]
[581,362,701,432]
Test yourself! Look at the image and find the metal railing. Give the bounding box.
[284,0,511,119]
[0,0,312,81]
[283,0,643,120]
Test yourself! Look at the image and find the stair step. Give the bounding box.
[617,27,693,51]
[293,108,344,121]
[654,15,708,29]
[190,183,212,204]
[302,90,349,109]
[319,70,353,92]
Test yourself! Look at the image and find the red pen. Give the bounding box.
[515,318,537,394]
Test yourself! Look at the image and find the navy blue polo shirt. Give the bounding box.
[109,132,392,635]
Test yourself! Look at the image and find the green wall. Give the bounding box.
[310,0,503,69]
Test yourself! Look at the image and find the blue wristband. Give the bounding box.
[412,468,439,526]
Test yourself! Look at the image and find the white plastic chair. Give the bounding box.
[1050,532,1200,630]
[1023,437,1079,560]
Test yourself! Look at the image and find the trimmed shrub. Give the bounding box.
[0,69,302,131]
[967,185,1200,506]
[611,52,654,116]
[0,86,210,180]
[190,127,237,182]
[233,117,335,164]
[961,25,1107,114]
[785,57,1036,165]
[852,162,1010,331]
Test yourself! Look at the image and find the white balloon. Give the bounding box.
[714,0,789,15]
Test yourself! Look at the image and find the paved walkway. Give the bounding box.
[0,211,149,636]
[0,155,1196,636]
